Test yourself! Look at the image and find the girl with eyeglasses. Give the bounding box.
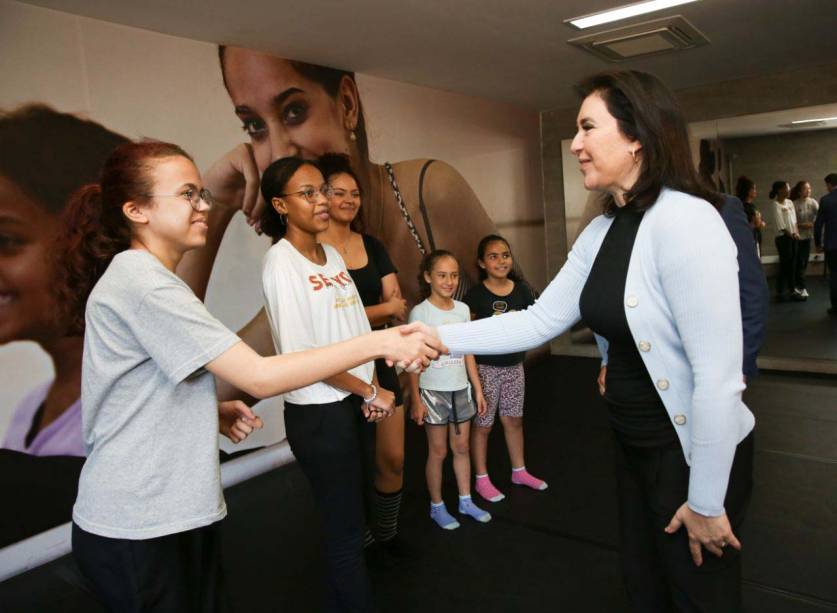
[259,156,403,612]
[463,235,546,504]
[317,153,412,564]
[60,142,441,612]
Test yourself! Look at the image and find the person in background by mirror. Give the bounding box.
[734,176,765,257]
[790,181,818,299]
[770,181,803,302]
[814,173,837,315]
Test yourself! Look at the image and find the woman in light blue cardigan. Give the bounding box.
[434,71,754,612]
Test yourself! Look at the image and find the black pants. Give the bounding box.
[774,234,798,295]
[795,238,811,290]
[285,397,373,613]
[614,432,754,613]
[71,521,230,613]
[826,250,837,308]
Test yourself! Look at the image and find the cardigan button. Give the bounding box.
[674,414,687,426]
[626,295,639,308]
[657,379,670,391]
[638,340,651,352]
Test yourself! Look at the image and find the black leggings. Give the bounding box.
[774,234,798,295]
[614,432,754,613]
[284,396,373,613]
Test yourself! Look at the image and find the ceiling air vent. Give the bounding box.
[567,15,709,62]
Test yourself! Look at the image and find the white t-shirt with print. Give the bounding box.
[262,239,373,405]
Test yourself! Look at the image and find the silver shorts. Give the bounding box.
[419,387,476,426]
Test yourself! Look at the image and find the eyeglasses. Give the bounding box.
[144,187,214,211]
[279,184,334,203]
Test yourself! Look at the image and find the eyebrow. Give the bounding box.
[235,87,304,115]
[177,182,199,192]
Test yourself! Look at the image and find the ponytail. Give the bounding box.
[55,184,131,334]
[54,140,193,334]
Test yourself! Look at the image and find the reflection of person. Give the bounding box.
[258,157,399,613]
[180,45,504,307]
[433,71,755,611]
[790,180,819,298]
[409,251,490,530]
[0,105,127,456]
[317,153,411,557]
[734,176,765,256]
[62,142,441,612]
[464,234,546,504]
[814,173,837,315]
[771,181,803,301]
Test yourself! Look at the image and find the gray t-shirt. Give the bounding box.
[408,299,471,392]
[73,250,240,539]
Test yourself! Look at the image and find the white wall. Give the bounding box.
[0,0,544,444]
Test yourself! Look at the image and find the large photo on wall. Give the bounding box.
[0,0,543,558]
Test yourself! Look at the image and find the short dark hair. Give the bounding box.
[825,173,837,187]
[259,157,322,241]
[575,71,722,216]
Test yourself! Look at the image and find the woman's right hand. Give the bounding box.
[381,323,446,372]
[203,143,265,229]
[597,365,607,396]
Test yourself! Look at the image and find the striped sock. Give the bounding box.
[374,488,403,543]
[363,527,375,548]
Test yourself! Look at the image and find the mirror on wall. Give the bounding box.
[559,103,837,372]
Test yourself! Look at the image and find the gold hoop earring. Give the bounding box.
[279,213,287,225]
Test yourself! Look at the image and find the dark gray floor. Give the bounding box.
[1,357,835,612]
[761,275,837,362]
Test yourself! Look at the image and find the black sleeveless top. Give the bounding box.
[579,206,677,447]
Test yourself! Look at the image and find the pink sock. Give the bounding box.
[474,474,505,502]
[511,467,548,491]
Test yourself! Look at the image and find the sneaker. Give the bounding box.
[791,289,806,302]
[800,288,810,298]
[475,475,506,503]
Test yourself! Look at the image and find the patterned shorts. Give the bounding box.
[476,363,525,428]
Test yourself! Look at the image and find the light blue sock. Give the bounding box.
[458,495,492,523]
[430,501,460,530]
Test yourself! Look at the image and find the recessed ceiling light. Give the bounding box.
[566,0,700,30]
[791,116,837,125]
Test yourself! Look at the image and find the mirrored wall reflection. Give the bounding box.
[560,103,837,370]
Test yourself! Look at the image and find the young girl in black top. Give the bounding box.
[463,235,547,503]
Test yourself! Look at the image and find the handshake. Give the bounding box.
[380,322,447,374]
